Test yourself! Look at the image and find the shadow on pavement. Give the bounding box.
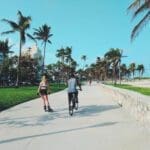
[0,105,120,127]
[0,121,117,144]
[75,104,120,117]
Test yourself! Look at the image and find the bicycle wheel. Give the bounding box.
[75,102,78,110]
[75,97,78,110]
[69,97,74,116]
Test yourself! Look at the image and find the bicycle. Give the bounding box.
[68,90,80,116]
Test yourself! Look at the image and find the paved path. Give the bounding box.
[0,83,150,150]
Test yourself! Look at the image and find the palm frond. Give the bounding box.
[131,11,150,41]
[17,10,31,29]
[17,10,23,19]
[1,30,15,35]
[26,33,37,44]
[1,19,19,29]
[132,1,149,19]
[9,44,14,49]
[48,34,53,38]
[127,0,141,12]
[47,40,52,44]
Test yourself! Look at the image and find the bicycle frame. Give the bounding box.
[68,91,78,116]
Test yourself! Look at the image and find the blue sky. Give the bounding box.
[0,0,150,76]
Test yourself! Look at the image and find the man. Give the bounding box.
[67,73,82,109]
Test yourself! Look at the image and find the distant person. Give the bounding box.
[89,77,92,85]
[37,75,53,112]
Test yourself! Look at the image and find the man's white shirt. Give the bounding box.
[67,78,77,93]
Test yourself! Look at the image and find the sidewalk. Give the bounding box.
[0,83,150,150]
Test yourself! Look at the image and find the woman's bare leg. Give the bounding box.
[45,95,53,112]
[41,95,47,111]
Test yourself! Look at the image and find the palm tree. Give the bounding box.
[0,39,13,85]
[56,47,66,64]
[129,63,136,79]
[65,47,72,64]
[137,64,145,79]
[0,39,13,58]
[1,10,31,86]
[33,24,53,75]
[98,58,109,81]
[81,55,87,70]
[128,0,150,41]
[64,47,73,70]
[118,50,128,84]
[104,48,122,85]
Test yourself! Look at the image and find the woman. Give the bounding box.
[37,75,53,112]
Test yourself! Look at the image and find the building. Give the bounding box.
[22,44,43,66]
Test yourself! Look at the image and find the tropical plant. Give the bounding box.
[0,39,14,86]
[81,55,87,70]
[104,48,122,84]
[128,0,150,41]
[65,47,72,65]
[1,10,31,86]
[56,47,66,63]
[137,64,145,79]
[0,39,13,58]
[120,64,127,79]
[129,63,136,79]
[33,24,53,74]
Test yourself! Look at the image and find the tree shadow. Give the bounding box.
[0,105,120,127]
[75,104,120,117]
[0,115,45,127]
[0,121,117,144]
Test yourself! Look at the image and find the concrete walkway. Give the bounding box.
[0,83,150,150]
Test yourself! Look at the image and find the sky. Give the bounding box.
[0,0,150,76]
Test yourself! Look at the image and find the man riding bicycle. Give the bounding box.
[67,73,82,110]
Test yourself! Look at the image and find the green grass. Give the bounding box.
[0,83,67,111]
[108,84,150,96]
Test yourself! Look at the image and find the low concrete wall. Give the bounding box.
[101,84,150,125]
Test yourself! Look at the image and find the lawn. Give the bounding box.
[0,83,67,111]
[110,84,150,96]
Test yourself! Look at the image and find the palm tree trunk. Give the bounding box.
[118,62,121,84]
[42,42,46,75]
[113,66,117,85]
[16,35,22,87]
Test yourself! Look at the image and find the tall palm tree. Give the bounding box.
[1,10,31,86]
[56,47,66,64]
[128,0,150,41]
[33,24,53,74]
[64,47,72,68]
[137,64,144,79]
[104,48,122,85]
[120,64,127,77]
[81,55,87,70]
[98,58,109,81]
[0,39,13,58]
[129,63,136,79]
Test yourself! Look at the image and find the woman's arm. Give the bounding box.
[37,82,41,93]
